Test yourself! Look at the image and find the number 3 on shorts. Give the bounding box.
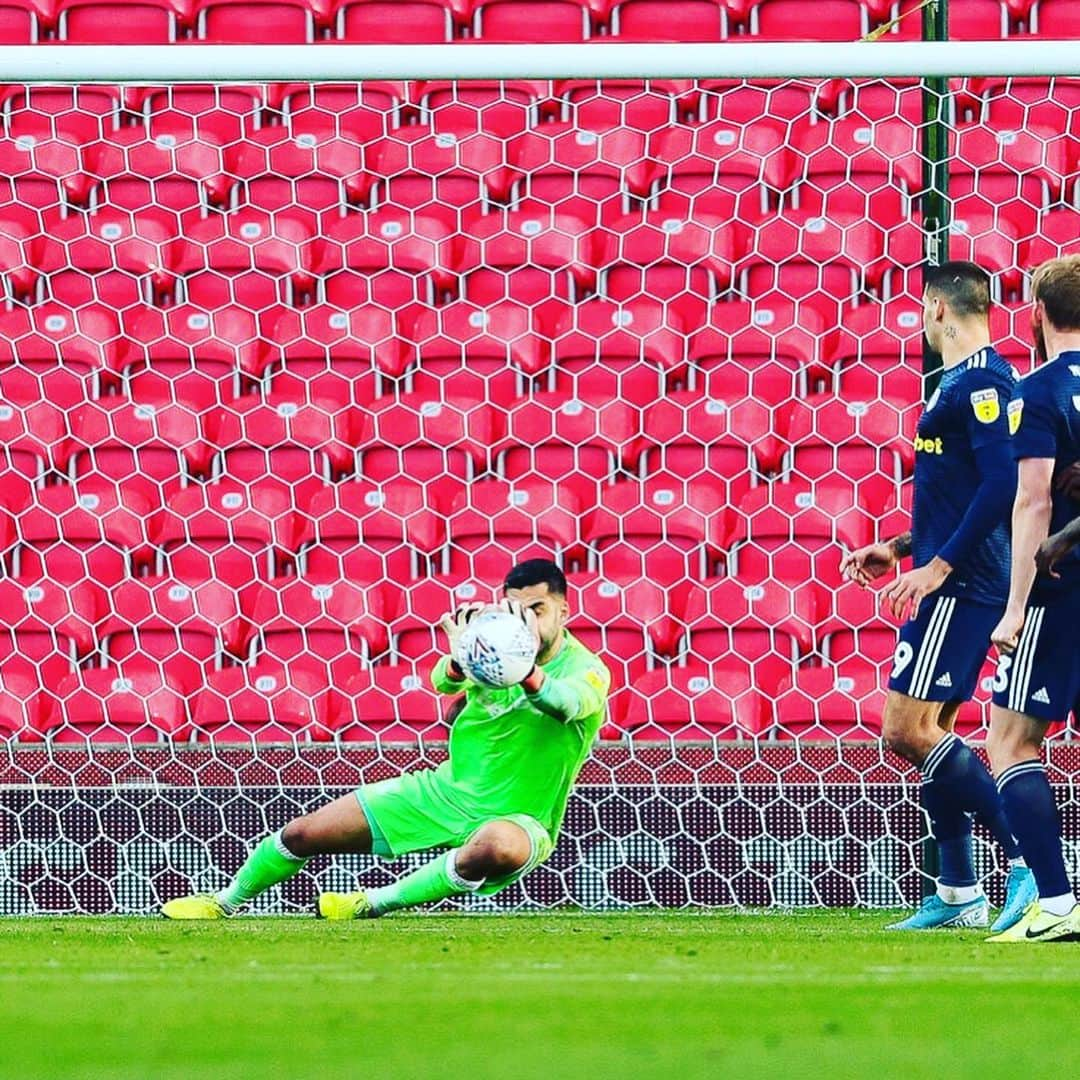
[992,654,1012,694]
[890,642,914,680]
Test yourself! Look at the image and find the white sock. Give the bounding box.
[1040,893,1076,918]
[1009,856,1027,869]
[937,883,983,906]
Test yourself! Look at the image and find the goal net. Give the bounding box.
[1,41,1078,913]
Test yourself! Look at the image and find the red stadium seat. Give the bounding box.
[549,297,688,409]
[509,123,656,226]
[885,0,1008,39]
[672,576,820,695]
[192,660,334,743]
[0,396,67,499]
[455,203,596,315]
[1030,0,1080,37]
[0,135,87,230]
[355,395,502,483]
[194,0,315,42]
[471,0,592,40]
[36,206,175,314]
[597,210,742,327]
[246,576,391,685]
[686,297,829,459]
[314,208,455,316]
[62,397,208,503]
[57,0,179,41]
[169,208,315,310]
[266,304,404,405]
[557,78,688,133]
[443,476,581,579]
[41,666,193,744]
[608,0,728,40]
[831,299,924,402]
[0,576,104,690]
[368,128,515,223]
[334,0,458,42]
[818,582,898,674]
[0,301,122,408]
[750,0,868,38]
[970,76,1080,136]
[390,575,499,671]
[205,395,355,504]
[135,85,266,142]
[581,475,729,584]
[299,478,449,582]
[0,215,34,301]
[1021,207,1080,271]
[122,303,265,414]
[418,80,551,138]
[773,665,885,740]
[11,483,151,586]
[280,81,406,144]
[0,668,40,739]
[226,127,366,224]
[83,125,230,226]
[0,0,37,42]
[497,392,639,491]
[566,572,671,692]
[331,668,451,743]
[636,394,762,505]
[149,480,295,587]
[652,116,794,219]
[99,575,245,683]
[617,662,771,741]
[695,78,823,124]
[778,392,916,509]
[407,301,549,403]
[0,85,122,144]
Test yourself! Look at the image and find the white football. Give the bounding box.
[457,610,538,688]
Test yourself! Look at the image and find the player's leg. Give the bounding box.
[884,598,1023,929]
[162,793,374,919]
[986,600,1080,942]
[320,810,553,919]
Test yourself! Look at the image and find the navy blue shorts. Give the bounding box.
[887,594,1001,703]
[990,596,1080,723]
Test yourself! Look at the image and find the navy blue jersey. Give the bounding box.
[910,347,1016,605]
[1009,350,1080,600]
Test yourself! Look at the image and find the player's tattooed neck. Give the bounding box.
[943,324,959,340]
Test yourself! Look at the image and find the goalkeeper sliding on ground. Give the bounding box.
[162,559,611,919]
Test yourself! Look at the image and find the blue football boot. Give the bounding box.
[885,894,989,930]
[990,865,1038,934]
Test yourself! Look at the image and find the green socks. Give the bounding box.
[216,830,309,913]
[367,850,484,916]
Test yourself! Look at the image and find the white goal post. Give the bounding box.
[0,40,1079,82]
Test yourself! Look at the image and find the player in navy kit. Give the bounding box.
[986,255,1080,943]
[842,263,1033,931]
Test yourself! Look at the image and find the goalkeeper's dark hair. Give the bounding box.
[924,261,991,318]
[504,558,567,597]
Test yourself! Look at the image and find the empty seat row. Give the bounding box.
[3,1,1072,46]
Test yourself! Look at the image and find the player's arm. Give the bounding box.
[520,662,611,724]
[840,532,910,586]
[991,378,1060,650]
[992,456,1055,650]
[1036,509,1080,578]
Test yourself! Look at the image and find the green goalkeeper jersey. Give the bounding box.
[429,630,611,839]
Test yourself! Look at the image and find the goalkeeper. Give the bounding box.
[162,559,611,919]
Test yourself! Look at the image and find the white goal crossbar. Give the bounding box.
[0,40,1079,83]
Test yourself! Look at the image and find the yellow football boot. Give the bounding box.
[985,901,1080,943]
[317,890,376,920]
[161,894,228,920]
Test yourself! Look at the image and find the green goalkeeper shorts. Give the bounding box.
[355,769,554,897]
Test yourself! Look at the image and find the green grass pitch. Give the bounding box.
[4,911,1080,1080]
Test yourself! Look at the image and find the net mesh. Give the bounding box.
[0,71,1077,913]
